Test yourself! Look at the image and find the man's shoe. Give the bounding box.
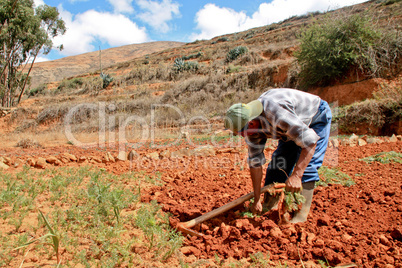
[290,181,315,223]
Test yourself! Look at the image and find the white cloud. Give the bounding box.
[191,0,367,41]
[191,4,248,41]
[34,56,51,63]
[33,0,45,7]
[52,7,149,56]
[137,0,180,33]
[107,0,135,14]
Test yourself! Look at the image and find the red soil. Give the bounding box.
[142,142,402,267]
[1,140,401,267]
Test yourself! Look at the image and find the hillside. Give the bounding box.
[2,0,401,147]
[28,41,185,88]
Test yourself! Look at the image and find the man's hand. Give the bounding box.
[251,199,262,214]
[250,166,263,214]
[285,143,316,192]
[285,174,302,192]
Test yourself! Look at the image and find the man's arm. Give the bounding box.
[286,143,317,192]
[250,166,263,213]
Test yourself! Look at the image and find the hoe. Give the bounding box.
[176,183,286,237]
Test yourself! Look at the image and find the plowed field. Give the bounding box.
[1,139,401,267]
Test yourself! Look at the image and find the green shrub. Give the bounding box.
[28,84,46,97]
[212,37,229,44]
[295,12,402,87]
[380,0,402,5]
[226,46,248,62]
[100,72,113,88]
[172,58,199,73]
[56,77,84,92]
[181,51,203,60]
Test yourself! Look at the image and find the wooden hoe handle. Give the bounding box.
[177,183,285,234]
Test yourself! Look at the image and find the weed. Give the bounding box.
[39,210,61,264]
[317,166,355,187]
[8,210,28,232]
[317,258,331,267]
[360,151,402,164]
[212,37,229,44]
[226,64,244,74]
[250,251,270,267]
[135,200,184,261]
[241,211,255,218]
[180,51,203,60]
[214,253,224,266]
[28,84,46,97]
[14,210,61,265]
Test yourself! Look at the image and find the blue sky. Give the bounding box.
[33,0,368,62]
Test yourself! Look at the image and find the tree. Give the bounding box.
[0,0,66,107]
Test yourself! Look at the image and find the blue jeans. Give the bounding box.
[264,100,332,185]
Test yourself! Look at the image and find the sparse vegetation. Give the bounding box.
[335,77,402,133]
[56,77,84,92]
[16,138,42,149]
[135,200,183,260]
[0,167,183,266]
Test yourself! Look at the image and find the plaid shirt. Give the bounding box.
[246,88,321,168]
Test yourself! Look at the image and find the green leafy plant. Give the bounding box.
[8,210,28,232]
[226,46,248,62]
[173,58,199,73]
[212,37,229,44]
[284,192,306,212]
[317,166,355,187]
[15,210,61,265]
[360,151,402,164]
[100,72,114,88]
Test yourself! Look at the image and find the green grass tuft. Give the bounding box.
[360,151,402,164]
